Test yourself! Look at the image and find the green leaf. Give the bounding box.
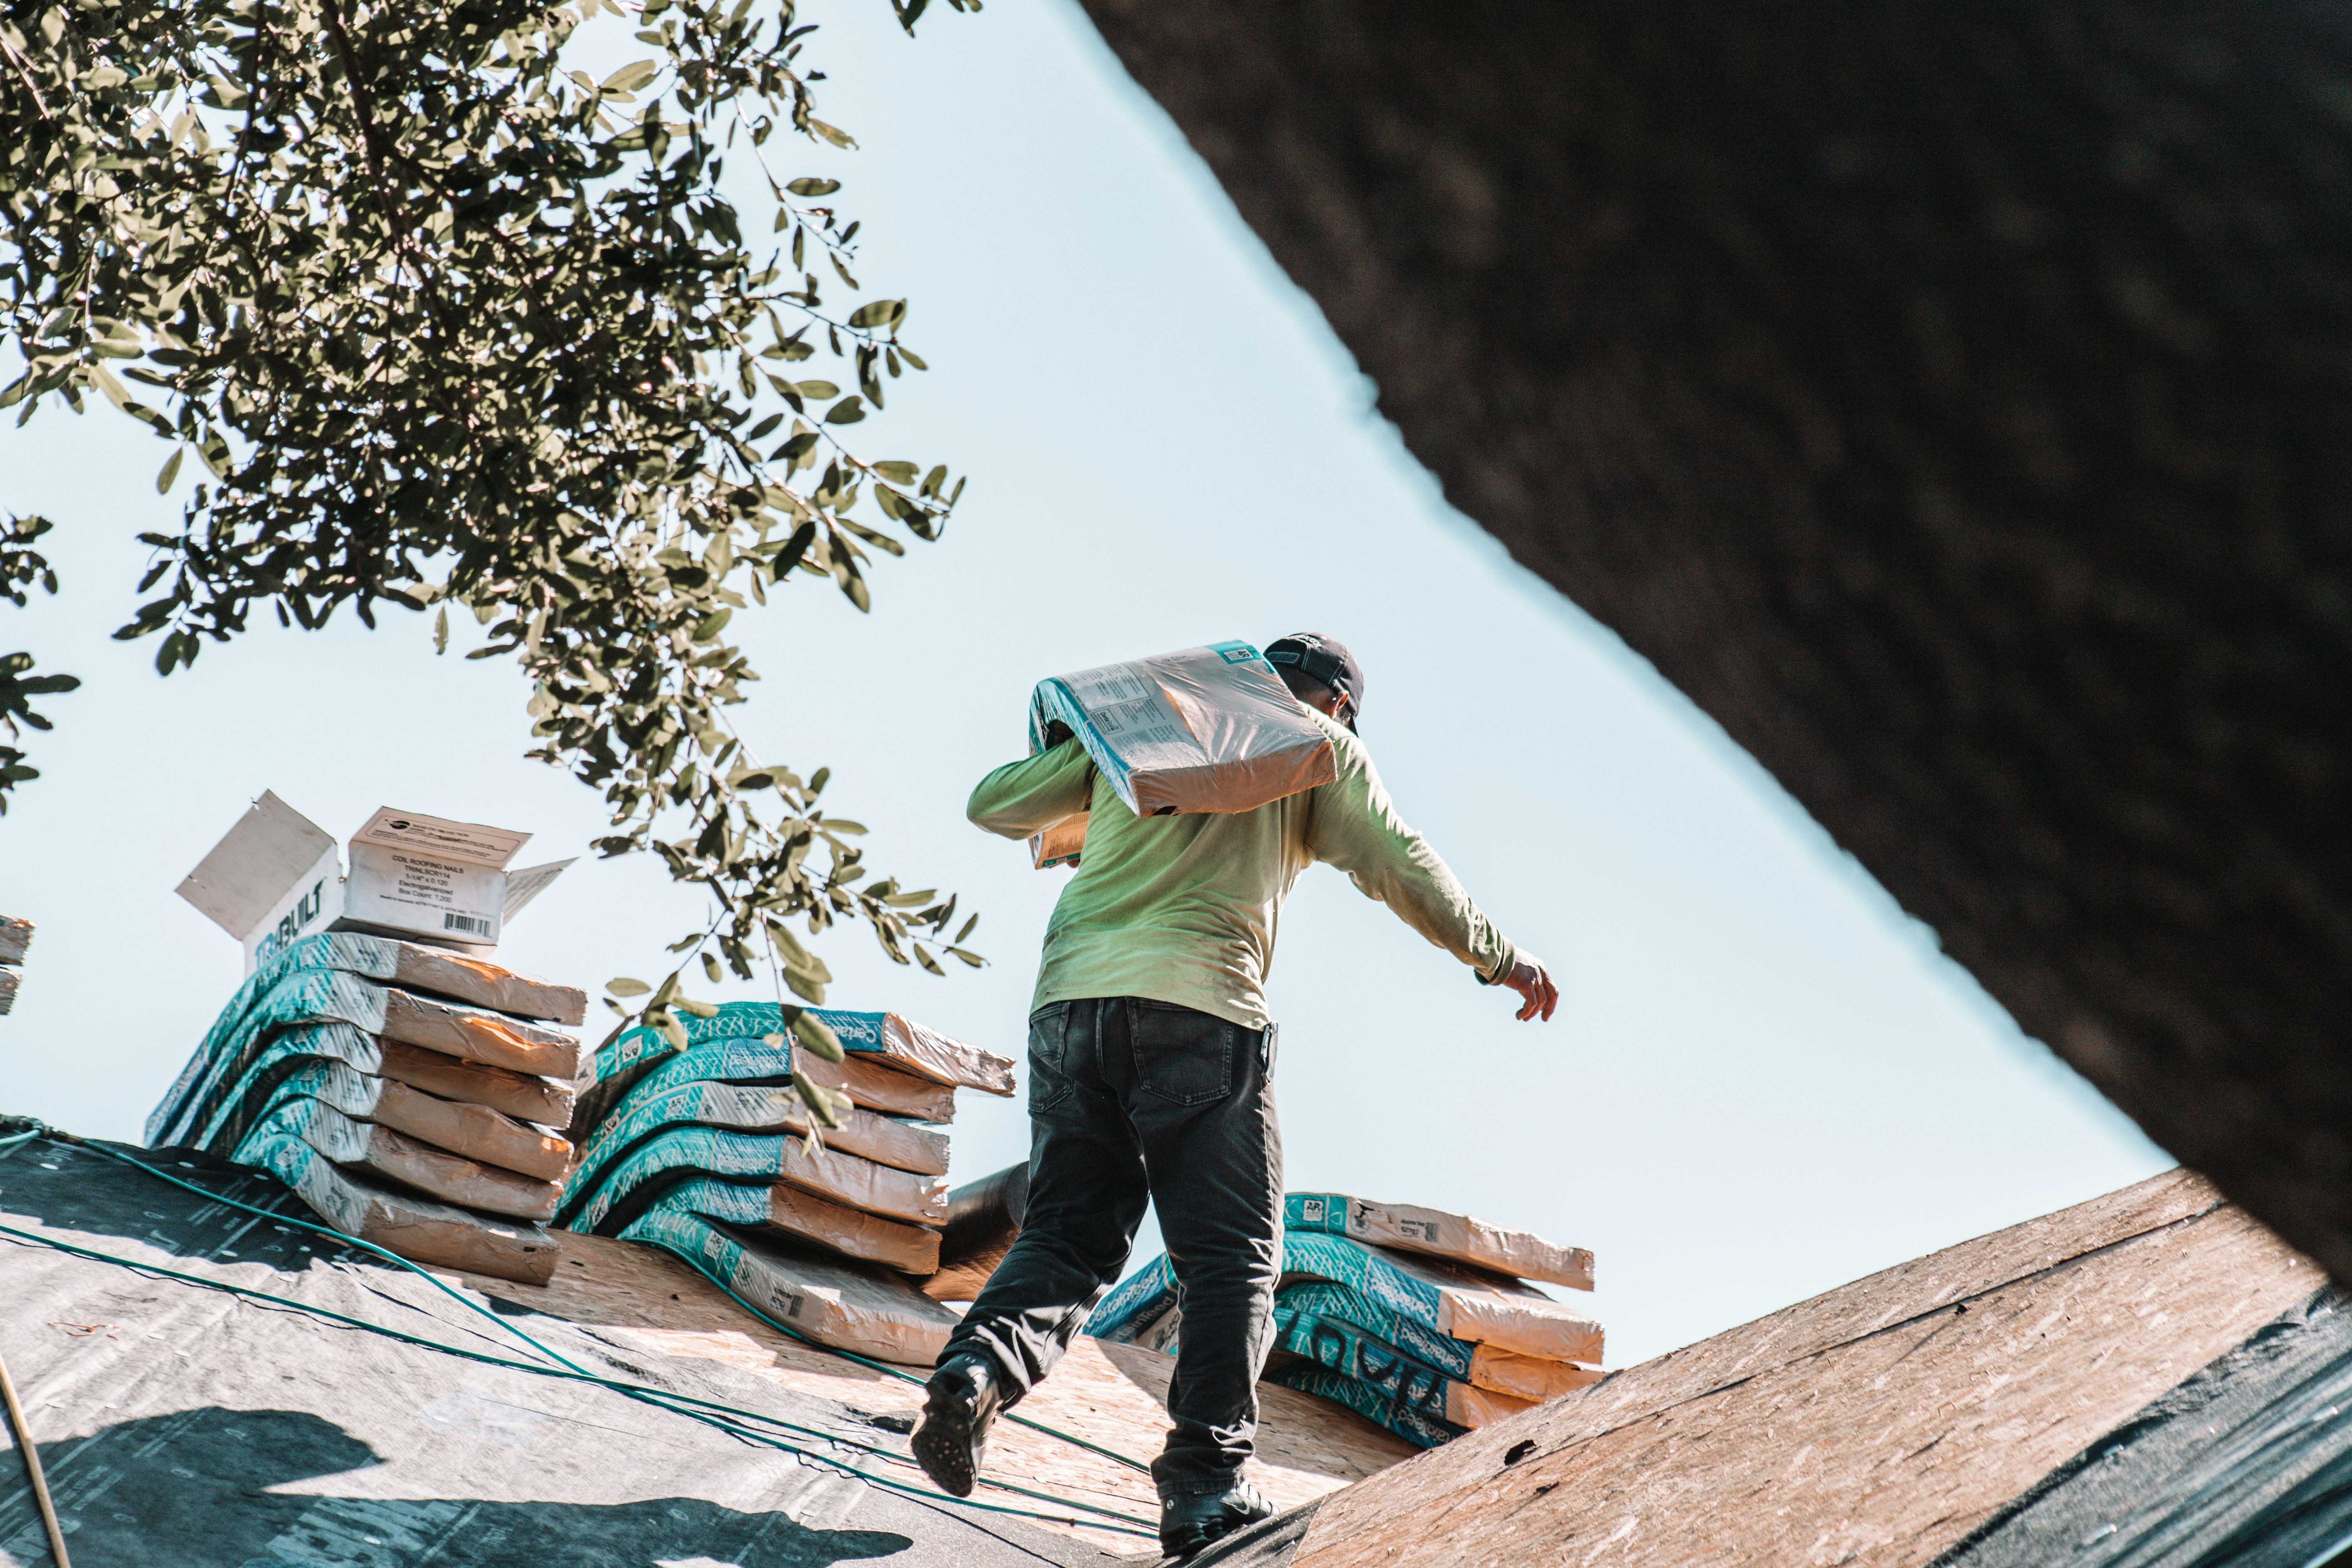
[791,1071,847,1127]
[0,0,998,1018]
[792,1012,846,1063]
[607,977,652,997]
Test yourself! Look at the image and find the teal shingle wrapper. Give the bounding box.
[1274,1278,1477,1381]
[1270,1301,1463,1423]
[1090,1231,1491,1351]
[570,1003,940,1140]
[1263,1363,1463,1450]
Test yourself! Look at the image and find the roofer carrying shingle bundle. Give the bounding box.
[913,633,1558,1558]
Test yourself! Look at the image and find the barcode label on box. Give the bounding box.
[443,912,492,936]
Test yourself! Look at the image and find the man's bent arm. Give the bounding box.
[968,738,1095,839]
[1304,729,1519,984]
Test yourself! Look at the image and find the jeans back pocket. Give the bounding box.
[1028,1002,1076,1115]
[1128,999,1235,1107]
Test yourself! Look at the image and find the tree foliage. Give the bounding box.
[0,0,984,1085]
[0,515,77,809]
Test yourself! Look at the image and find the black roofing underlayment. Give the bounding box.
[0,1130,1139,1567]
[29,1124,2352,1568]
[1932,1289,2352,1568]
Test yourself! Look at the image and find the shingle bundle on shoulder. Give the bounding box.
[558,1000,1015,1364]
[1087,1192,1602,1448]
[145,932,588,1285]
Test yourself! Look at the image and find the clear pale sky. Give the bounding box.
[0,0,2168,1367]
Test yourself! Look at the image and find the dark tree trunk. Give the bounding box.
[1075,0,2352,1275]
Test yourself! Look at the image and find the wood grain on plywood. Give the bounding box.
[1292,1173,2315,1568]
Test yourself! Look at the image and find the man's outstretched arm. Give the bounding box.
[968,737,1095,840]
[1304,725,1558,1022]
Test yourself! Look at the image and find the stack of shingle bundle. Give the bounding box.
[0,915,28,1015]
[144,933,587,1284]
[1087,1191,1602,1447]
[557,1000,1018,1363]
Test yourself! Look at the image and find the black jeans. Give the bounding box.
[941,996,1282,1494]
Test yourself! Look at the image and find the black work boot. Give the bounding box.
[911,1353,1005,1498]
[1158,1476,1274,1558]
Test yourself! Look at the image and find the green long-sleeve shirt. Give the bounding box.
[967,705,1519,1029]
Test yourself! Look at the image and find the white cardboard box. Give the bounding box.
[177,793,571,971]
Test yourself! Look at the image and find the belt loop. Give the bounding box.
[1262,1020,1279,1077]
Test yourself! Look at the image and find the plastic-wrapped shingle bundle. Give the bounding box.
[144,933,589,1284]
[1087,1193,1602,1448]
[557,1001,1016,1361]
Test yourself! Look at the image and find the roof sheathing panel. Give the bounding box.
[1288,1170,2321,1568]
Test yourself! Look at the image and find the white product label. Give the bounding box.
[1060,662,1188,749]
[1062,662,1152,709]
[350,807,532,869]
[343,841,504,943]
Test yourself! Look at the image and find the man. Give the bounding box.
[913,633,1558,1557]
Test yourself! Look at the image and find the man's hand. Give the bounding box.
[1502,960,1559,1022]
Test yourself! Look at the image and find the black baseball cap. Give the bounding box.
[1264,633,1365,732]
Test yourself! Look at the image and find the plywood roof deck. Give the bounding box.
[1272,1170,2324,1568]
[447,1228,1418,1553]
